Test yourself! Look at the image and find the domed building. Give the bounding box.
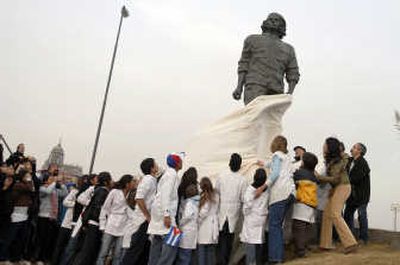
[46,142,65,166]
[42,140,82,180]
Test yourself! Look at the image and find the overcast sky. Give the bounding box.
[1,0,399,230]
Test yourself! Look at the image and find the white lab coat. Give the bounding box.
[99,189,129,237]
[179,196,199,249]
[61,188,78,229]
[215,171,247,233]
[240,185,269,244]
[147,167,180,235]
[198,193,219,244]
[71,185,96,237]
[77,185,95,206]
[122,175,157,248]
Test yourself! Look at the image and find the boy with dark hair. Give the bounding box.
[292,152,319,257]
[216,153,246,265]
[121,158,159,265]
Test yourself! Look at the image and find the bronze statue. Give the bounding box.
[233,13,300,105]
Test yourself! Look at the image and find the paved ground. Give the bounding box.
[286,244,400,265]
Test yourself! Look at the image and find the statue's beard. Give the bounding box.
[263,25,285,38]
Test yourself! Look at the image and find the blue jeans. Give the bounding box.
[245,244,257,265]
[121,221,150,265]
[60,231,82,265]
[176,248,192,265]
[268,195,294,263]
[198,244,215,265]
[344,204,368,242]
[96,233,123,265]
[148,235,178,265]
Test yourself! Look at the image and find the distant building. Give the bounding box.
[42,141,82,182]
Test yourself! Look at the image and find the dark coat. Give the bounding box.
[347,156,371,206]
[0,174,14,223]
[81,186,109,226]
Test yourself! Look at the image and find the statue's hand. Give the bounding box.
[232,87,242,100]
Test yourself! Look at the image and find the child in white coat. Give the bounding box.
[240,168,269,265]
[197,177,219,265]
[176,184,200,265]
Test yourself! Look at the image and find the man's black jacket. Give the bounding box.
[347,156,371,206]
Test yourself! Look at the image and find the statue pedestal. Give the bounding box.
[185,94,292,182]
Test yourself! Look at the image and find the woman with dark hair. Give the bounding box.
[96,174,135,265]
[215,153,247,265]
[176,167,198,228]
[73,172,113,265]
[316,137,358,254]
[256,135,295,263]
[197,177,219,265]
[178,167,198,199]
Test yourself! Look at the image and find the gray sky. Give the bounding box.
[1,0,399,230]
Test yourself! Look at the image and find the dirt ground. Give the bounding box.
[285,244,400,265]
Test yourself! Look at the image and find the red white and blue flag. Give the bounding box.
[164,226,183,247]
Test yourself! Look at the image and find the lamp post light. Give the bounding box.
[391,202,400,232]
[88,6,129,175]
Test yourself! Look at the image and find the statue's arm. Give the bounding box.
[285,47,300,94]
[233,37,252,100]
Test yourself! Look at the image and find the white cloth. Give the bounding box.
[185,94,292,183]
[148,167,180,235]
[99,189,129,237]
[122,175,157,248]
[179,196,200,249]
[11,206,29,223]
[61,189,79,229]
[292,203,315,223]
[198,194,220,244]
[215,171,247,233]
[267,151,295,206]
[240,186,269,244]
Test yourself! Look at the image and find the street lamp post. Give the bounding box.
[88,6,129,175]
[391,203,400,232]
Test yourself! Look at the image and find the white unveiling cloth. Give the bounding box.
[185,94,292,183]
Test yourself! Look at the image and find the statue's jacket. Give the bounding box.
[238,32,300,93]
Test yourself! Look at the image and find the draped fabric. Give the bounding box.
[185,94,292,183]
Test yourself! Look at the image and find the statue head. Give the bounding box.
[261,13,286,39]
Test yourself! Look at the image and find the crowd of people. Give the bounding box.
[0,135,371,265]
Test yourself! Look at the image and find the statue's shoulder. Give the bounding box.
[280,40,296,51]
[244,34,262,42]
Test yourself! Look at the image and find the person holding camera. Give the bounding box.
[35,164,68,264]
[0,169,34,263]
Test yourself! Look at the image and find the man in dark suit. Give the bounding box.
[344,143,371,244]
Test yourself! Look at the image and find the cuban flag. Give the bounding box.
[164,226,183,247]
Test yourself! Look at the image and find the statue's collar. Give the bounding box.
[262,32,280,39]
